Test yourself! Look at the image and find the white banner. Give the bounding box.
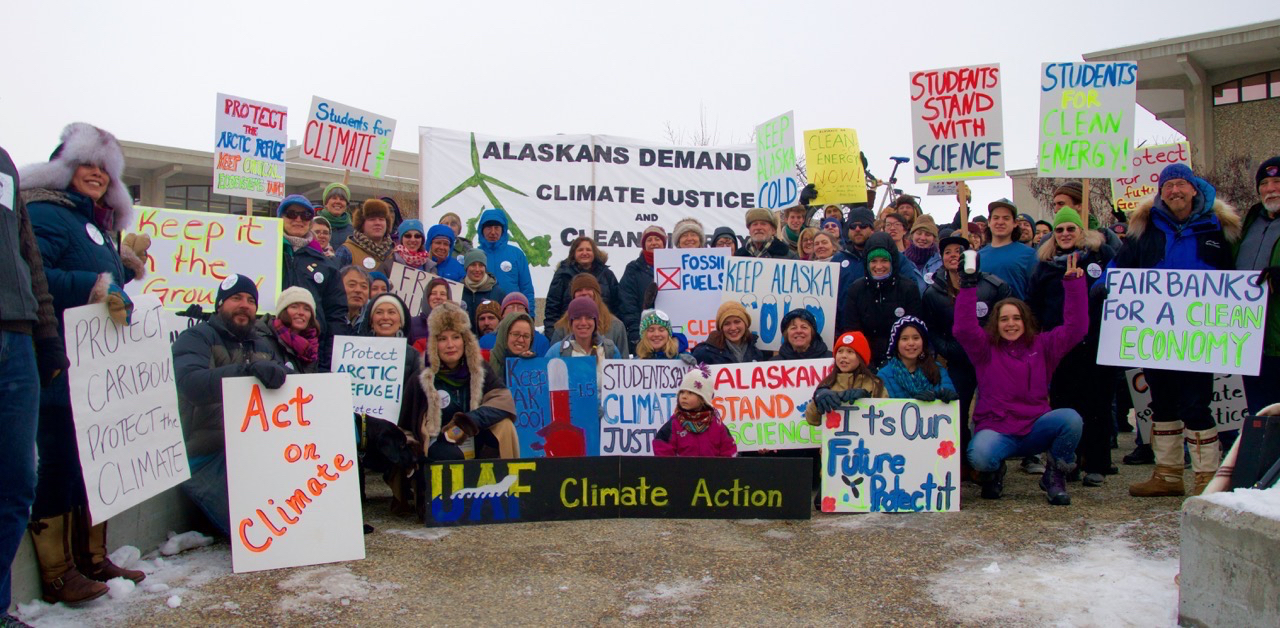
[722,257,837,351]
[1111,142,1190,213]
[755,110,799,209]
[213,93,287,201]
[300,96,397,178]
[388,262,463,316]
[713,359,832,451]
[1037,61,1138,178]
[599,359,691,455]
[222,374,364,573]
[64,296,189,524]
[331,336,408,420]
[909,64,1004,183]
[653,248,728,346]
[1098,269,1267,376]
[1126,369,1248,443]
[419,127,756,288]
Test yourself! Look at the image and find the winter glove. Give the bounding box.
[679,353,698,367]
[35,336,69,386]
[122,233,152,261]
[105,284,133,327]
[178,304,208,322]
[799,183,818,206]
[443,412,480,445]
[840,388,871,403]
[1257,266,1280,293]
[911,389,937,403]
[814,389,842,413]
[247,360,287,389]
[958,255,981,289]
[936,388,959,403]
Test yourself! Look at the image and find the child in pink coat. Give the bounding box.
[653,366,737,457]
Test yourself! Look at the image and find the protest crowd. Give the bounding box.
[2,115,1279,614]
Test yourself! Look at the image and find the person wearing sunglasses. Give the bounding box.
[278,194,351,369]
[390,219,435,272]
[1027,204,1116,488]
[832,206,878,334]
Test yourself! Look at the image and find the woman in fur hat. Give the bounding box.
[418,302,519,461]
[547,273,629,355]
[543,236,620,326]
[673,217,706,249]
[19,123,148,603]
[255,286,322,374]
[335,199,396,273]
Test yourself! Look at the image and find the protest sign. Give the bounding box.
[63,296,188,524]
[820,399,961,513]
[213,93,287,201]
[653,248,728,345]
[1037,61,1139,177]
[507,356,600,457]
[1111,142,1191,212]
[712,359,832,451]
[389,262,463,315]
[222,374,364,573]
[722,257,837,351]
[1098,269,1267,376]
[1126,369,1248,443]
[331,336,407,420]
[802,128,867,205]
[599,359,691,455]
[420,127,756,288]
[755,110,799,209]
[909,64,1004,183]
[419,456,811,526]
[301,96,397,178]
[927,181,960,196]
[123,206,282,312]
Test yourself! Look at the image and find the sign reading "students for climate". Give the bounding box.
[1098,269,1268,376]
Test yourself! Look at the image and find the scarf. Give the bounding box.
[463,273,494,292]
[271,318,319,365]
[321,208,351,229]
[726,339,749,363]
[347,231,394,261]
[884,357,935,397]
[783,225,801,245]
[284,232,314,252]
[903,243,936,267]
[395,243,432,269]
[675,407,715,434]
[93,204,115,231]
[642,249,655,266]
[436,360,472,406]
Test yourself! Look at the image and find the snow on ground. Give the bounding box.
[274,565,402,616]
[1200,484,1280,520]
[623,576,714,621]
[384,527,452,542]
[16,532,229,628]
[811,512,933,533]
[929,533,1179,627]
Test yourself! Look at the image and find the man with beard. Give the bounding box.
[1235,156,1280,413]
[735,208,797,259]
[172,274,289,536]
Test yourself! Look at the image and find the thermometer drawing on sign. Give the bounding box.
[534,358,586,456]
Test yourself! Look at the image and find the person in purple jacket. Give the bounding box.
[954,253,1089,505]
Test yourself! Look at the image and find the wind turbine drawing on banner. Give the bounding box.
[431,132,528,210]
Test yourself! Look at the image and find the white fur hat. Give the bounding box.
[19,123,133,226]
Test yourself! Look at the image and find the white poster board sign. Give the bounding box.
[909,64,1004,183]
[1111,142,1191,213]
[722,257,837,351]
[1037,61,1138,177]
[331,335,408,420]
[754,110,799,209]
[599,359,690,455]
[389,262,464,315]
[300,96,397,178]
[713,359,832,452]
[64,296,189,523]
[1098,269,1267,376]
[213,93,287,201]
[1126,369,1248,443]
[653,248,728,346]
[222,374,364,573]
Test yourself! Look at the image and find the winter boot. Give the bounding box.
[978,461,1006,499]
[1129,422,1185,497]
[1039,454,1075,506]
[27,514,108,605]
[1020,455,1045,474]
[1186,427,1220,496]
[75,513,145,584]
[1123,443,1154,465]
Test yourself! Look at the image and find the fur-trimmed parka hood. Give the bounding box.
[19,123,132,228]
[1125,191,1241,244]
[419,301,485,438]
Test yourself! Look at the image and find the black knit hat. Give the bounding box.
[1257,156,1280,190]
[216,274,258,310]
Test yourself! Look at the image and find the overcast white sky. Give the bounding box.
[4,0,1277,217]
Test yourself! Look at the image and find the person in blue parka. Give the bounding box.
[475,208,535,307]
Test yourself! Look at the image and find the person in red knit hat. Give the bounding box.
[805,331,887,426]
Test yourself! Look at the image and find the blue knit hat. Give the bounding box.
[1158,163,1196,191]
[368,271,389,287]
[426,224,455,248]
[397,219,424,238]
[277,194,314,218]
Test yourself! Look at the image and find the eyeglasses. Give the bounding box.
[283,208,314,220]
[849,222,871,230]
[1054,225,1079,234]
[401,233,423,239]
[509,332,532,341]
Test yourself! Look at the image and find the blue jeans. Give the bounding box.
[182,454,230,537]
[0,331,39,610]
[968,409,1083,473]
[1244,355,1280,415]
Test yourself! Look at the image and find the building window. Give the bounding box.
[165,185,256,214]
[1213,70,1280,106]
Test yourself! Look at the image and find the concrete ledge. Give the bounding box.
[1179,497,1280,626]
[7,486,207,612]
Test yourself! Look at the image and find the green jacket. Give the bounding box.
[1233,202,1280,357]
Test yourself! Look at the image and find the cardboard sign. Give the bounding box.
[213,93,287,201]
[927,181,960,196]
[300,96,397,178]
[123,206,283,312]
[909,64,1004,183]
[222,374,364,573]
[722,257,837,351]
[803,128,867,204]
[755,110,800,209]
[418,456,811,526]
[1098,269,1267,376]
[1126,369,1248,443]
[599,359,691,455]
[712,359,832,452]
[1110,142,1191,212]
[389,262,463,315]
[1037,61,1138,177]
[507,356,600,457]
[820,399,961,513]
[63,296,189,524]
[331,336,408,420]
[652,248,728,346]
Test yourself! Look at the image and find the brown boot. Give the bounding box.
[28,514,108,605]
[76,515,145,584]
[1186,427,1220,496]
[1130,421,1185,497]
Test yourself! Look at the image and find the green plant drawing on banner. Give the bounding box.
[432,132,552,267]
